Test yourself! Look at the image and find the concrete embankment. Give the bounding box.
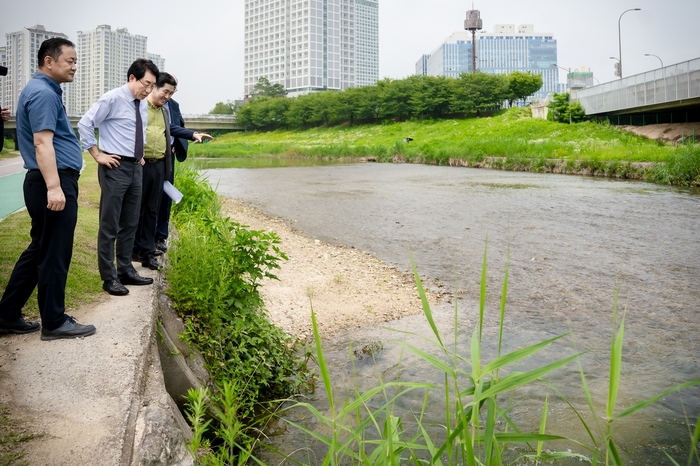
[0,267,201,465]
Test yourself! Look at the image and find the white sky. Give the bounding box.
[2,0,698,114]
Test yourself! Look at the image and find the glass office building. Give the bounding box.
[419,31,474,78]
[418,24,559,101]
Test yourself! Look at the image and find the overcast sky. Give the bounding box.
[2,0,698,114]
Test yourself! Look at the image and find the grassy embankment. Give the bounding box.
[190,108,700,185]
[0,158,104,317]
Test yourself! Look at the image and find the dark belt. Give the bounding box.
[144,157,164,163]
[28,168,80,180]
[103,151,139,163]
[58,168,81,180]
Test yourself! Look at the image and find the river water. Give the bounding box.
[202,160,700,464]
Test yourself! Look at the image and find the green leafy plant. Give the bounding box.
[168,167,313,454]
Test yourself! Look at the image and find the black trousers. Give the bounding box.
[97,161,142,281]
[0,170,79,330]
[155,152,176,242]
[134,159,165,260]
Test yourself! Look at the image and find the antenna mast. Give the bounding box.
[464,6,483,73]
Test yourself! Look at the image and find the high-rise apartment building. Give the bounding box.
[4,25,70,115]
[417,24,559,101]
[243,0,378,97]
[353,0,378,87]
[148,53,165,75]
[71,25,153,116]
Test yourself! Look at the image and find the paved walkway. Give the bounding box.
[0,155,26,220]
[0,153,193,464]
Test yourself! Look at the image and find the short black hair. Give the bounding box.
[127,58,160,82]
[37,38,75,68]
[156,72,177,89]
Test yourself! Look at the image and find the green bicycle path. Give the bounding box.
[0,171,26,220]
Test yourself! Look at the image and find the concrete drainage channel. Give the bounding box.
[126,272,211,466]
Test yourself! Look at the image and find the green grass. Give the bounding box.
[189,109,669,163]
[0,403,38,466]
[0,140,17,160]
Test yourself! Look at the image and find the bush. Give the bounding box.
[168,167,307,431]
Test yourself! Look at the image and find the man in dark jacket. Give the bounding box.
[0,66,8,152]
[154,80,212,254]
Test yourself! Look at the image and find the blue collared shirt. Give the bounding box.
[16,72,83,171]
[78,84,147,157]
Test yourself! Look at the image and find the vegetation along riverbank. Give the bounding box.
[191,107,700,186]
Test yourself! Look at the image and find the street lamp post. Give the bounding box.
[618,8,641,79]
[645,54,666,102]
[552,64,572,124]
[644,53,663,68]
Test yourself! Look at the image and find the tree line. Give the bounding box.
[215,72,542,130]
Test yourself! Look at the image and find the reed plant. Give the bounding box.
[260,246,699,465]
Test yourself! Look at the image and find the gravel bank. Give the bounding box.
[220,198,443,341]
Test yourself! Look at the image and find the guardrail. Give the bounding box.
[572,57,700,115]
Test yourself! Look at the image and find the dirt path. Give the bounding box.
[220,198,444,341]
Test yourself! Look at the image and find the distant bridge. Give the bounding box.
[572,57,700,124]
[3,114,244,132]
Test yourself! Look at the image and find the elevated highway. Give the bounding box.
[572,57,700,125]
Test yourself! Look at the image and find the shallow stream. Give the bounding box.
[201,159,700,464]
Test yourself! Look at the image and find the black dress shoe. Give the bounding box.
[0,316,41,334]
[153,249,163,256]
[103,279,129,296]
[141,256,161,271]
[41,315,96,341]
[118,270,154,286]
[156,240,168,252]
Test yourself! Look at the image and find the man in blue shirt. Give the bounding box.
[79,59,159,296]
[0,38,95,340]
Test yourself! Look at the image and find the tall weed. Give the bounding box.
[646,146,700,186]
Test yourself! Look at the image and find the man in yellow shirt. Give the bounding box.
[132,72,176,270]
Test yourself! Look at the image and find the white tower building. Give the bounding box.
[71,25,152,116]
[243,0,378,97]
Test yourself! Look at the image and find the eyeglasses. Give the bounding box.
[138,78,155,91]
